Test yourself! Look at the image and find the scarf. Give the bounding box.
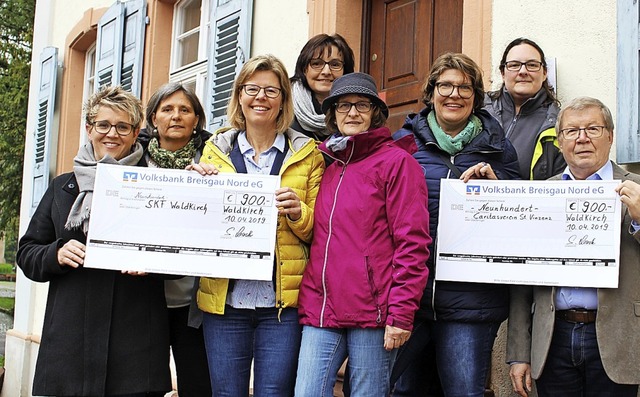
[325,132,352,153]
[147,137,196,169]
[427,111,483,155]
[65,141,144,233]
[292,80,330,139]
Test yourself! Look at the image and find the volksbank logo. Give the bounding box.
[466,185,480,195]
[123,172,138,182]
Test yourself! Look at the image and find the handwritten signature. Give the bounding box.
[567,234,596,246]
[225,226,254,238]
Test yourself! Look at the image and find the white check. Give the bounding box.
[85,164,281,280]
[436,179,622,288]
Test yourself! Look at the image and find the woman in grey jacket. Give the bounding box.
[484,37,565,181]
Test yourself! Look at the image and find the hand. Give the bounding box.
[383,325,411,352]
[57,239,86,268]
[185,162,219,176]
[121,270,147,276]
[509,362,532,397]
[615,180,640,222]
[460,162,497,182]
[275,187,301,221]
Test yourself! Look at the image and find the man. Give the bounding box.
[508,97,640,397]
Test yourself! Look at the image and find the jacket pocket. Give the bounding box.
[364,256,382,324]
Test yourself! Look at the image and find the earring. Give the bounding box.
[193,129,197,135]
[153,128,158,134]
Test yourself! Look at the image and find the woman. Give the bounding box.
[485,37,565,180]
[194,54,324,396]
[392,53,520,397]
[141,82,212,397]
[295,72,432,397]
[17,86,172,396]
[290,33,355,142]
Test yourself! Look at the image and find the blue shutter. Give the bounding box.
[616,0,640,163]
[121,0,147,95]
[94,1,125,90]
[31,47,59,213]
[206,0,253,130]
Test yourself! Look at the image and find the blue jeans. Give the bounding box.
[536,319,638,397]
[434,320,499,397]
[202,306,301,397]
[392,319,499,397]
[295,326,396,397]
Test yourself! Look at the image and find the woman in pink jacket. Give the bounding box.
[295,73,432,396]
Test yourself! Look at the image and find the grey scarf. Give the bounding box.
[65,141,144,233]
[292,80,330,139]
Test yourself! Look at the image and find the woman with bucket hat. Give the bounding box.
[295,72,432,396]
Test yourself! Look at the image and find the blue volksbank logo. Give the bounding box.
[466,185,480,195]
[123,172,138,182]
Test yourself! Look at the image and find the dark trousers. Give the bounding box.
[168,305,212,397]
[536,319,638,397]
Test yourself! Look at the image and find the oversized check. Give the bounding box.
[436,179,622,288]
[84,164,280,280]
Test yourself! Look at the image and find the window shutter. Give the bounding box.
[94,1,125,91]
[616,0,640,163]
[121,0,147,95]
[206,0,253,130]
[31,47,59,213]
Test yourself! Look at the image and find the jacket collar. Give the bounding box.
[406,106,507,153]
[319,126,402,163]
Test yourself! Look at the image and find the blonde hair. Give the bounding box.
[226,54,294,133]
[84,86,144,127]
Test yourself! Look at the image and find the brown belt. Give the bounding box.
[555,309,597,324]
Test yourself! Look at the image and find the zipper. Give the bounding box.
[319,146,354,328]
[364,256,383,324]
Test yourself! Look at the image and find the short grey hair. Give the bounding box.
[556,96,614,133]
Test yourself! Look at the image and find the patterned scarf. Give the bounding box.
[292,80,330,139]
[147,137,196,169]
[427,111,483,155]
[65,141,144,233]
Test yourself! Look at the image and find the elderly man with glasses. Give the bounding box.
[508,96,640,397]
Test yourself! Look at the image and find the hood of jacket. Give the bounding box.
[319,126,417,164]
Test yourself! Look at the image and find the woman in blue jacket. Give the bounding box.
[392,53,520,397]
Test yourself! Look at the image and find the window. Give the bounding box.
[170,0,210,102]
[79,44,97,147]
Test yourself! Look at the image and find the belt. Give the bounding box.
[555,309,597,324]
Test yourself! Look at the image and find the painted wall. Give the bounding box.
[251,0,309,76]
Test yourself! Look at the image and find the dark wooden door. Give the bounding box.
[366,0,463,132]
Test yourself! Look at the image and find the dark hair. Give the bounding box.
[325,104,387,135]
[489,37,559,106]
[422,52,485,112]
[146,82,207,148]
[291,33,355,91]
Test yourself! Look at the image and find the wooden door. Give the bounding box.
[366,0,463,132]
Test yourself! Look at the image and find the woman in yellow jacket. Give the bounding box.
[189,54,324,397]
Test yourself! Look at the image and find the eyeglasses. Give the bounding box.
[241,84,282,98]
[92,120,135,136]
[309,58,344,71]
[559,126,608,140]
[435,82,474,99]
[335,101,372,113]
[504,60,543,72]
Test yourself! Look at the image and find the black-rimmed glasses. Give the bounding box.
[504,60,543,72]
[241,84,282,98]
[309,58,344,71]
[335,101,372,113]
[435,82,474,99]
[560,126,608,140]
[92,120,134,136]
